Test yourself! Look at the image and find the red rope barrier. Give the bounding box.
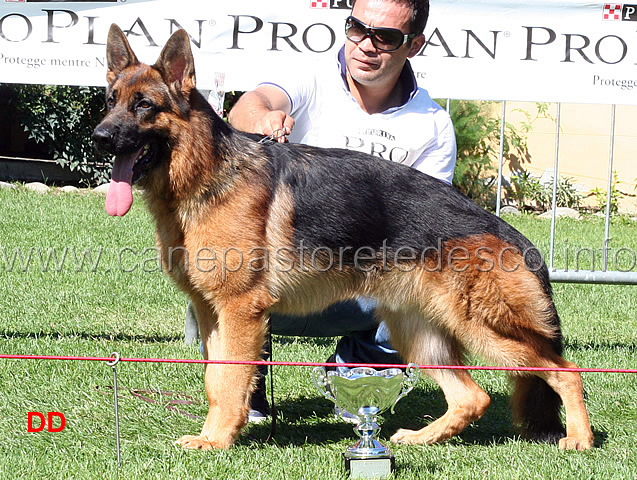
[1,353,635,373]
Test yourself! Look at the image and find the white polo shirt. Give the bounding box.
[260,47,457,184]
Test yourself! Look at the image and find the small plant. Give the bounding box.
[509,170,582,210]
[591,171,624,215]
[513,102,556,134]
[554,175,584,209]
[509,170,546,210]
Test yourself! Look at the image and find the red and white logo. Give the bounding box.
[603,4,623,20]
[310,0,329,8]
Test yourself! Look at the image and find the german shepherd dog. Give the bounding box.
[92,25,594,451]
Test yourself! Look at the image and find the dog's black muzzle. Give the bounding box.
[92,123,116,154]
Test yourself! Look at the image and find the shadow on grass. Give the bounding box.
[241,388,519,448]
[5,330,636,352]
[275,336,337,348]
[1,329,183,344]
[242,388,607,450]
[564,339,637,352]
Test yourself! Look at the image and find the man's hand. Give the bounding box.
[258,110,294,143]
[228,86,294,143]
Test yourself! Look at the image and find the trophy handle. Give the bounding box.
[390,363,420,413]
[311,366,337,405]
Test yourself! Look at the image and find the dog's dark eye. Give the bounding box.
[106,95,116,109]
[137,100,153,111]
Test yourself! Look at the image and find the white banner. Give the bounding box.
[1,1,637,105]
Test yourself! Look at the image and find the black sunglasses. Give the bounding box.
[345,15,416,52]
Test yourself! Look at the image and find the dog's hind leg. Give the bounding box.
[537,366,593,450]
[509,353,593,450]
[177,294,269,450]
[439,271,593,450]
[391,367,491,446]
[473,333,592,450]
[380,309,491,446]
[444,265,594,450]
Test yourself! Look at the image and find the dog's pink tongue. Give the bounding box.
[105,152,137,217]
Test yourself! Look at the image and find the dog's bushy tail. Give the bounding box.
[510,302,566,443]
[511,375,566,443]
[508,267,567,443]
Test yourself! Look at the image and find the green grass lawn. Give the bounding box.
[0,187,636,479]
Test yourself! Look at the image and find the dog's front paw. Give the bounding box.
[390,428,424,445]
[176,434,229,450]
[558,435,594,451]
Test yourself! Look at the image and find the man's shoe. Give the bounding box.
[248,408,269,423]
[185,301,199,345]
[248,375,271,423]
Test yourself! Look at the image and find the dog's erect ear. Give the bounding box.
[106,24,139,85]
[153,29,196,96]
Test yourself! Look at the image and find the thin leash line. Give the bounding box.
[1,354,635,374]
[257,128,287,145]
[106,352,122,469]
[265,321,277,443]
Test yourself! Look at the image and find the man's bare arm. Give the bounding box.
[227,85,295,142]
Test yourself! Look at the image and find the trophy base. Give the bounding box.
[344,454,395,479]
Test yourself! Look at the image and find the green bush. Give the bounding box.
[440,100,528,209]
[10,84,110,186]
[591,171,624,215]
[509,170,582,210]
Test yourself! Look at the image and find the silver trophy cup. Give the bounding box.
[312,363,420,479]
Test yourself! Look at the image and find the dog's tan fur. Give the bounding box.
[93,25,594,451]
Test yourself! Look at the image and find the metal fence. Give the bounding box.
[487,101,637,285]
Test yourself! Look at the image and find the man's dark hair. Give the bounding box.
[352,0,430,36]
[405,0,429,36]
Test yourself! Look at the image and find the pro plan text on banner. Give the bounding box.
[1,0,636,105]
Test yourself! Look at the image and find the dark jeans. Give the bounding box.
[264,297,403,374]
[192,297,404,377]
